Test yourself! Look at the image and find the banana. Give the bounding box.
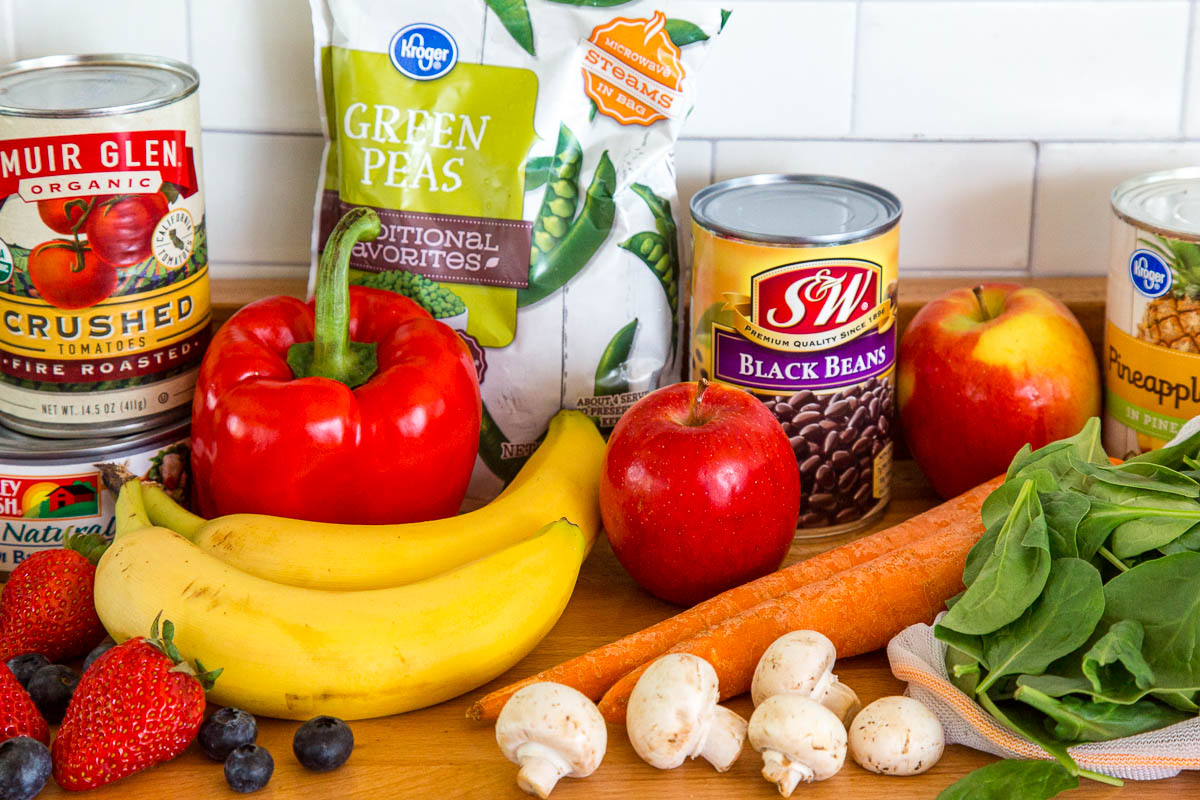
[153,409,603,590]
[94,516,586,721]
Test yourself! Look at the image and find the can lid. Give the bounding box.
[1112,167,1200,241]
[690,174,902,246]
[0,54,198,118]
[0,417,189,462]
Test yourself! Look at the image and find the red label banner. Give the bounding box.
[0,130,199,200]
[0,329,209,383]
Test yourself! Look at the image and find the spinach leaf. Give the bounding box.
[1103,551,1200,696]
[1040,492,1091,559]
[1073,459,1200,499]
[963,518,1002,586]
[1127,426,1200,469]
[946,644,983,696]
[940,481,1052,636]
[1004,418,1106,491]
[1111,515,1200,559]
[1081,619,1154,694]
[982,469,1059,529]
[975,558,1104,694]
[937,759,1078,800]
[1014,685,1190,743]
[1159,521,1200,555]
[1074,498,1200,561]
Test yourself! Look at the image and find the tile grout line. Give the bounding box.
[849,0,863,134]
[183,0,194,65]
[1182,0,1198,135]
[1026,141,1042,276]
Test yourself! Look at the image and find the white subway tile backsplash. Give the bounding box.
[674,139,714,225]
[201,132,324,267]
[855,1,1190,140]
[682,1,855,138]
[715,139,1036,270]
[1186,6,1200,138]
[1032,143,1200,276]
[10,0,188,61]
[190,0,321,133]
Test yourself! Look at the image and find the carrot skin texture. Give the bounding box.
[596,521,981,724]
[466,474,1001,722]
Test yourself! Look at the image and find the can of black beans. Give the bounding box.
[689,174,901,538]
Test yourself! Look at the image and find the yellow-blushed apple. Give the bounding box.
[897,283,1100,499]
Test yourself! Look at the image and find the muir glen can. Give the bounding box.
[0,418,189,574]
[690,175,901,538]
[1105,168,1200,457]
[0,54,209,438]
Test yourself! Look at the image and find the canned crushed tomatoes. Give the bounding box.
[690,174,902,538]
[0,54,210,438]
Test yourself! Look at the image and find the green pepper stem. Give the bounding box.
[312,209,379,379]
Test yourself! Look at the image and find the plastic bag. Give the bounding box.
[308,0,727,499]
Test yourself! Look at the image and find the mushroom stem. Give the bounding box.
[515,743,572,799]
[761,750,815,797]
[696,705,748,772]
[821,681,862,727]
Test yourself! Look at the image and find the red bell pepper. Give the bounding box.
[190,208,481,524]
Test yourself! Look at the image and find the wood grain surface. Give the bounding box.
[35,275,1172,798]
[31,462,1200,798]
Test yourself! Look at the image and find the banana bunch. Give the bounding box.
[92,411,604,720]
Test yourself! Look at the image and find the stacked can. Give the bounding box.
[689,175,901,538]
[0,54,206,569]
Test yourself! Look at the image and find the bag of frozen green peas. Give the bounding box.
[309,0,728,500]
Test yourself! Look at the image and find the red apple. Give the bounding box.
[600,380,801,606]
[897,283,1100,499]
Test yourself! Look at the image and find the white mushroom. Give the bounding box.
[626,653,747,772]
[751,630,862,725]
[848,696,944,776]
[748,695,847,796]
[495,682,607,798]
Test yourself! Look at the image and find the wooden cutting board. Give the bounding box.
[32,461,1200,798]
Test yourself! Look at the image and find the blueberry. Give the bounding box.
[5,655,48,690]
[199,707,257,761]
[82,638,116,673]
[0,736,51,800]
[223,744,273,793]
[292,716,353,772]
[26,665,78,724]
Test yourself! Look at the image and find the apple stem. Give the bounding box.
[972,285,992,322]
[686,378,710,427]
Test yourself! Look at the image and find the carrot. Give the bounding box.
[466,474,1001,722]
[596,518,981,724]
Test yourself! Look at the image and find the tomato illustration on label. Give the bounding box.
[582,11,687,126]
[37,197,92,236]
[85,192,170,267]
[27,240,117,310]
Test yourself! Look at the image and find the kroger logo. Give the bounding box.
[1129,249,1173,298]
[389,23,458,81]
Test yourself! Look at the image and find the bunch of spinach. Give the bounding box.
[934,418,1200,798]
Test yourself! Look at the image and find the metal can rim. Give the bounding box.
[0,53,199,118]
[0,417,190,463]
[1111,166,1200,243]
[690,173,903,247]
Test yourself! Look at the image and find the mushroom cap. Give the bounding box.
[848,696,944,776]
[748,694,847,782]
[751,630,839,706]
[626,654,720,769]
[495,682,607,777]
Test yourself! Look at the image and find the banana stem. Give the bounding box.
[114,480,152,538]
[142,483,207,541]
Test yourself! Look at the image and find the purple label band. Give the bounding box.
[713,326,896,392]
[318,191,533,289]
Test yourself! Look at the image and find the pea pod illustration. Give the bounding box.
[624,184,680,352]
[594,318,639,396]
[518,151,617,307]
[485,0,717,56]
[529,125,582,265]
[484,0,536,56]
[523,154,553,193]
[477,403,528,485]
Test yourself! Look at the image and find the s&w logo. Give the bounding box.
[389,23,459,81]
[753,260,882,335]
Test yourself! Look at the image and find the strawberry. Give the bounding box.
[0,663,48,746]
[52,615,220,791]
[0,534,108,663]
